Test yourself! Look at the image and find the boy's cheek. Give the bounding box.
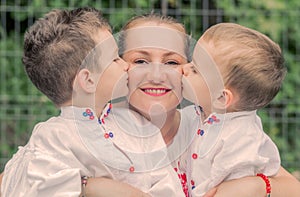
[176,65,184,74]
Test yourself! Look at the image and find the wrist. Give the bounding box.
[81,176,89,197]
[257,173,271,197]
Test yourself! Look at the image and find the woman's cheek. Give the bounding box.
[127,65,147,95]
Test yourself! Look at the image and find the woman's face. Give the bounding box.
[123,47,187,118]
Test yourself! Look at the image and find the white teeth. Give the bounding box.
[144,89,167,94]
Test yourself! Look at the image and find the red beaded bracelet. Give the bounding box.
[81,176,89,197]
[257,173,271,197]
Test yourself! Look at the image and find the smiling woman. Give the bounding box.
[119,15,190,146]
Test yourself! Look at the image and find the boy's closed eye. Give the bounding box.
[191,66,199,74]
[183,63,199,75]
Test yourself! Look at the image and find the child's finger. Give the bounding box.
[202,187,217,197]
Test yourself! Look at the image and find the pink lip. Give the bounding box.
[140,88,171,96]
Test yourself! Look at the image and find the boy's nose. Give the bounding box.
[120,58,129,71]
[182,63,193,76]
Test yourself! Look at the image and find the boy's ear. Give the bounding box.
[76,68,97,93]
[212,89,234,111]
[221,89,234,108]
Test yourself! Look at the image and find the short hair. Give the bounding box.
[22,7,111,106]
[201,23,286,111]
[118,13,191,61]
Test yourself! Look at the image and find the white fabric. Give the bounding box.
[187,110,281,197]
[171,105,201,197]
[1,105,185,197]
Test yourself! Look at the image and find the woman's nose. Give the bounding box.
[147,63,166,83]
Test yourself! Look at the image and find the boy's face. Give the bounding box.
[182,63,212,112]
[182,40,224,115]
[95,29,129,109]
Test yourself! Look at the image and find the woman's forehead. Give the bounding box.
[122,26,187,58]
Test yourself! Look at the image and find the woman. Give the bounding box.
[85,14,300,197]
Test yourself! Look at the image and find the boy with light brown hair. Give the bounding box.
[182,22,286,197]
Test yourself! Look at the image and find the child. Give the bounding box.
[182,23,286,196]
[1,7,184,197]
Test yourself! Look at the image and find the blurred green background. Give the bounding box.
[0,0,299,178]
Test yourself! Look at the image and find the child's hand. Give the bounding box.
[203,187,217,197]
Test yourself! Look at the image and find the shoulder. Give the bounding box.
[31,115,75,139]
[27,115,84,155]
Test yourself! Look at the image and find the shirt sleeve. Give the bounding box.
[26,151,82,197]
[208,129,281,189]
[2,146,83,197]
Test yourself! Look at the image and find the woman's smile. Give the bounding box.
[141,87,172,96]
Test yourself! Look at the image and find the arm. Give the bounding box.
[203,166,300,197]
[85,177,151,197]
[0,172,2,197]
[269,167,300,197]
[0,172,149,197]
[85,166,185,197]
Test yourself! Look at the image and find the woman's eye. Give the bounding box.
[165,60,179,65]
[134,59,148,64]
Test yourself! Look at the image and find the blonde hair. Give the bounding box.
[118,13,191,60]
[201,23,286,111]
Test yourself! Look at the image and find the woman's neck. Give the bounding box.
[129,105,181,145]
[159,109,180,145]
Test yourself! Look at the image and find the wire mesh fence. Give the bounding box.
[0,0,299,178]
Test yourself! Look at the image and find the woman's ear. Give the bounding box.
[76,68,97,93]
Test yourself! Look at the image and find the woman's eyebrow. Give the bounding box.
[132,50,150,56]
[162,51,183,58]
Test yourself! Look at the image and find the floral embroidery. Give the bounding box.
[82,108,95,120]
[191,180,195,190]
[206,115,220,124]
[174,162,189,197]
[197,129,204,136]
